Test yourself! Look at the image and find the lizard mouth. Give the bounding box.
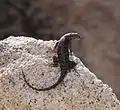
[74,36,82,40]
[74,38,80,40]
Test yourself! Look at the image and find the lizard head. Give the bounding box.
[63,33,82,40]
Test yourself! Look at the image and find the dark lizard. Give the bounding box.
[22,33,81,91]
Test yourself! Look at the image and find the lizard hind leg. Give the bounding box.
[68,61,77,71]
[69,61,80,76]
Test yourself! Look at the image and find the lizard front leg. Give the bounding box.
[52,56,59,67]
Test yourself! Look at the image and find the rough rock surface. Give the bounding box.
[0,36,120,110]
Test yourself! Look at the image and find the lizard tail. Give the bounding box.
[22,69,67,91]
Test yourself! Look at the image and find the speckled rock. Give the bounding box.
[0,36,120,110]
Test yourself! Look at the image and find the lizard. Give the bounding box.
[22,33,81,91]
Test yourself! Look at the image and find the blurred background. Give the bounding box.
[0,0,120,100]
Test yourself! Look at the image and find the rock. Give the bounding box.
[0,36,120,110]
